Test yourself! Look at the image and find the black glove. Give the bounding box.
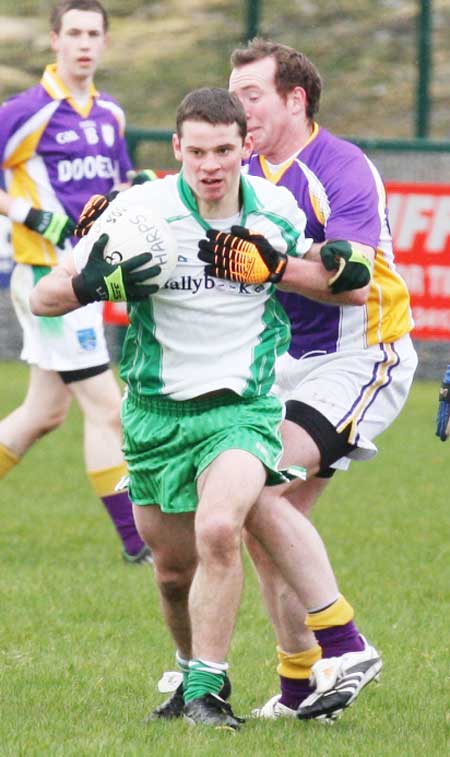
[198,225,287,284]
[320,240,372,294]
[24,208,75,248]
[74,191,119,238]
[72,233,161,305]
[128,169,158,185]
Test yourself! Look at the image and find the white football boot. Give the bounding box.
[297,636,382,722]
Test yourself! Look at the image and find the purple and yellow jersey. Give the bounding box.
[245,124,413,357]
[0,64,132,266]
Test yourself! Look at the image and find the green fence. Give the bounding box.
[125,128,450,171]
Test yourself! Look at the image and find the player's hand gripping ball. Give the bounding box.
[73,199,178,303]
[72,233,160,304]
[74,170,157,238]
[74,192,119,238]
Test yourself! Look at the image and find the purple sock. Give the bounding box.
[279,676,314,709]
[315,620,365,658]
[101,491,145,555]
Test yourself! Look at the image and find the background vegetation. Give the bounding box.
[0,0,449,149]
[1,363,448,755]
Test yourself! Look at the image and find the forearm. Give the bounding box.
[278,255,370,306]
[0,188,15,217]
[29,267,81,316]
[198,227,372,304]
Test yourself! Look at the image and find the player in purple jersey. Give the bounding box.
[0,1,151,565]
[206,39,417,721]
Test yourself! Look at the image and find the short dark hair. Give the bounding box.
[176,88,247,140]
[230,38,321,120]
[50,0,109,33]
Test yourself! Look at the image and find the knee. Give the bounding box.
[25,400,69,437]
[154,561,195,602]
[43,405,68,433]
[195,514,240,563]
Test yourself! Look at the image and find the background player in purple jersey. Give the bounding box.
[0,0,151,565]
[200,38,418,721]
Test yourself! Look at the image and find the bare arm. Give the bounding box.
[29,255,81,316]
[0,187,16,217]
[0,187,75,246]
[278,241,374,306]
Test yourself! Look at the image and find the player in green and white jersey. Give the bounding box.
[30,87,367,730]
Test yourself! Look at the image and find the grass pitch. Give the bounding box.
[1,361,448,756]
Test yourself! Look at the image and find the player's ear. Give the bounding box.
[49,30,59,53]
[242,133,254,160]
[290,86,307,116]
[172,133,182,162]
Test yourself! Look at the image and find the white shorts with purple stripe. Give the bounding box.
[274,334,418,470]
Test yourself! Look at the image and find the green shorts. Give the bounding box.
[121,390,286,513]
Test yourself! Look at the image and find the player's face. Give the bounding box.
[172,120,253,217]
[50,10,107,82]
[229,57,293,158]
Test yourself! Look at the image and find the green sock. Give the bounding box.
[184,658,228,703]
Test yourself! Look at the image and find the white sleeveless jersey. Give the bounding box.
[74,173,311,400]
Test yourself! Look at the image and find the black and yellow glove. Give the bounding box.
[72,233,161,305]
[74,192,119,238]
[74,171,157,238]
[198,225,287,285]
[321,240,372,294]
[25,208,75,247]
[8,198,75,247]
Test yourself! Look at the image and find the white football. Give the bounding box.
[90,198,178,288]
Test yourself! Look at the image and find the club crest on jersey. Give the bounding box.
[56,129,79,145]
[76,328,97,351]
[101,124,115,147]
[80,120,99,145]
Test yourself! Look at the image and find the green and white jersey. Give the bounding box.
[74,172,311,400]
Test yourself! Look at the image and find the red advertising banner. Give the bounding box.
[387,182,450,341]
[104,180,450,341]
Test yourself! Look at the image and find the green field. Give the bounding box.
[1,361,448,756]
